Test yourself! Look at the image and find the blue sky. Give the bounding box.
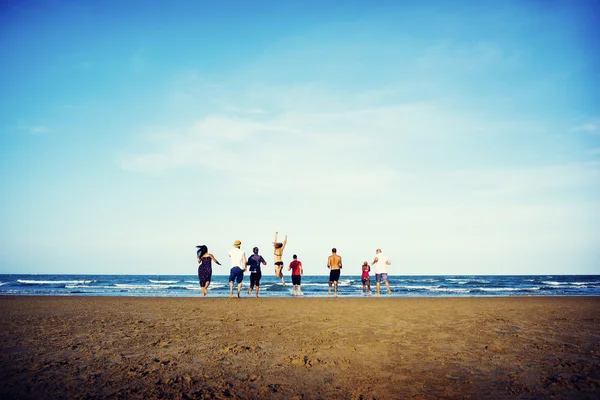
[1,0,599,276]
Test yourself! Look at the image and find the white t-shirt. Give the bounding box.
[228,247,246,268]
[373,252,391,274]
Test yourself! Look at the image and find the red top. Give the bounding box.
[361,265,370,279]
[289,260,302,276]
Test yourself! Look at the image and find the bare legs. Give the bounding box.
[202,282,210,296]
[275,265,286,286]
[248,282,260,297]
[292,284,302,296]
[375,280,392,296]
[328,280,338,297]
[229,281,242,298]
[362,280,371,295]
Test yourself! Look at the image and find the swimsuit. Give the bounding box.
[329,269,341,282]
[361,267,369,284]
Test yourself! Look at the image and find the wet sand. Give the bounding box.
[1,296,599,399]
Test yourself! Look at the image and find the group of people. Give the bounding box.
[196,232,392,298]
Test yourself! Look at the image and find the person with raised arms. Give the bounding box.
[273,232,287,286]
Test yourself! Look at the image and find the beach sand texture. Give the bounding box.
[1,296,599,399]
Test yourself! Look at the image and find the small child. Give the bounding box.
[361,261,371,294]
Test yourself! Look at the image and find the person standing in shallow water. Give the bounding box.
[327,248,342,297]
[288,254,303,296]
[273,232,287,286]
[196,245,221,296]
[361,261,371,295]
[247,247,267,297]
[372,248,392,296]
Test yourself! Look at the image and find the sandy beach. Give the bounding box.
[1,296,599,399]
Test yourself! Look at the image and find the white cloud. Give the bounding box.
[15,124,50,135]
[574,122,599,133]
[113,73,600,274]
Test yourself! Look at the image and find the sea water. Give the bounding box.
[0,274,599,298]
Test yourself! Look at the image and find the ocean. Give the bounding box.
[0,274,599,298]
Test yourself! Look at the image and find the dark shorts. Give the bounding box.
[329,269,341,282]
[275,261,284,267]
[292,275,301,285]
[376,273,388,283]
[229,267,244,283]
[361,277,369,285]
[250,272,262,287]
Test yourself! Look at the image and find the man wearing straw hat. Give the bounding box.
[228,240,247,298]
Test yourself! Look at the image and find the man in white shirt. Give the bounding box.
[372,248,392,296]
[228,239,247,298]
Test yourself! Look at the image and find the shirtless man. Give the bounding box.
[273,232,287,286]
[327,248,342,297]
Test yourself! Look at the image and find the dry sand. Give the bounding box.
[1,296,599,399]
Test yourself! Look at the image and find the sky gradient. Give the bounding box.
[1,0,599,276]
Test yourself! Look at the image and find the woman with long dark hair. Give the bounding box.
[196,245,221,296]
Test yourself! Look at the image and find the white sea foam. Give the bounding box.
[149,280,178,284]
[114,284,172,290]
[397,285,441,290]
[429,288,470,293]
[18,279,93,285]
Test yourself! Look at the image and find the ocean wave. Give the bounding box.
[396,285,441,290]
[542,281,575,286]
[403,278,441,284]
[18,279,93,285]
[476,287,522,292]
[261,283,290,292]
[184,284,224,291]
[3,275,599,298]
[209,284,227,289]
[429,288,470,293]
[113,283,193,290]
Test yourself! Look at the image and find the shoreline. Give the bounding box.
[1,296,599,399]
